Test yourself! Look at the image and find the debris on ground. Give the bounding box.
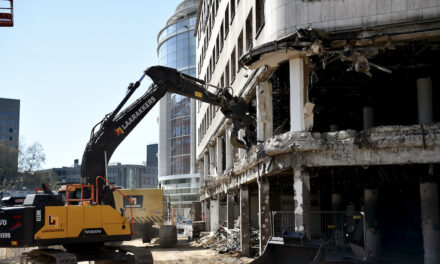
[191,226,241,254]
[250,228,260,250]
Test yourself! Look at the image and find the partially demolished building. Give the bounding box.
[195,0,440,263]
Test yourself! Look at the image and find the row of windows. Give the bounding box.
[158,31,197,70]
[0,135,17,142]
[145,177,158,185]
[170,135,191,157]
[166,189,199,198]
[0,111,19,117]
[198,104,219,145]
[159,15,197,43]
[197,0,265,145]
[168,94,191,119]
[162,178,200,185]
[0,127,18,134]
[169,155,191,175]
[159,32,196,59]
[170,116,191,138]
[0,119,19,126]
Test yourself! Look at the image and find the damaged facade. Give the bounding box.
[195,0,440,263]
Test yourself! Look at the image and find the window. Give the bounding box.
[231,0,236,22]
[215,36,220,62]
[231,47,236,82]
[238,30,244,62]
[256,0,265,36]
[225,62,230,87]
[245,10,253,51]
[220,21,224,51]
[225,5,229,38]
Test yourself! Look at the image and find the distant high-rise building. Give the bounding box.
[157,0,199,221]
[146,144,158,167]
[0,98,20,183]
[0,98,19,146]
[40,160,158,189]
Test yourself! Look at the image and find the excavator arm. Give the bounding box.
[81,66,255,193]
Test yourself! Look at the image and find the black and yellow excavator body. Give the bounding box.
[0,192,131,248]
[0,65,256,263]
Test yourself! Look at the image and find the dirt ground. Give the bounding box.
[0,239,253,264]
[124,239,254,264]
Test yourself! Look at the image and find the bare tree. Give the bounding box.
[19,142,46,173]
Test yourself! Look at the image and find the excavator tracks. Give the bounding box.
[20,249,77,264]
[19,246,153,264]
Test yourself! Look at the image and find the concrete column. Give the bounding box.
[190,99,196,174]
[225,127,234,170]
[209,146,216,176]
[240,184,251,257]
[417,77,433,124]
[364,188,380,258]
[420,167,440,264]
[199,160,205,186]
[289,56,306,132]
[204,200,210,231]
[210,199,220,232]
[259,179,271,254]
[219,199,227,227]
[227,192,235,229]
[158,95,170,177]
[216,137,224,176]
[257,81,273,141]
[238,130,246,159]
[204,152,209,180]
[293,168,311,238]
[363,107,374,130]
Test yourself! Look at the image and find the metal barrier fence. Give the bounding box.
[271,211,366,260]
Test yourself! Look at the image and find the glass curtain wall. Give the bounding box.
[157,0,199,222]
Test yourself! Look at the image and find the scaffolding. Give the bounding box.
[0,0,13,27]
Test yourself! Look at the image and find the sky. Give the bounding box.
[0,0,184,169]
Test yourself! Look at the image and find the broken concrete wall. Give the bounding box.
[200,124,440,196]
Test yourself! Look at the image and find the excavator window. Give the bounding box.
[65,184,94,205]
[0,0,13,27]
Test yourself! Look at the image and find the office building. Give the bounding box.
[196,0,440,262]
[41,160,158,189]
[0,98,20,183]
[0,98,19,147]
[157,0,199,221]
[146,143,158,167]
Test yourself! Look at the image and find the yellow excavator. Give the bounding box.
[0,66,256,263]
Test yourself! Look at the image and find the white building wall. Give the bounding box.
[196,0,257,160]
[195,0,440,169]
[266,0,440,41]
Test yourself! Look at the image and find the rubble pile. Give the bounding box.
[192,226,241,254]
[250,229,260,250]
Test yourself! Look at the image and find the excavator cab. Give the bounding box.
[0,0,13,27]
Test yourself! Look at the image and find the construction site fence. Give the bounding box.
[270,211,366,260]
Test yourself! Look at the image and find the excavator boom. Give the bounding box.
[81,66,255,190]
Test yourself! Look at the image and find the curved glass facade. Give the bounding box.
[158,18,197,71]
[157,0,199,222]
